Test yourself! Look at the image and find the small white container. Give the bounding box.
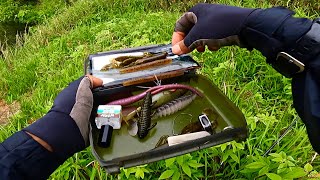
[95,105,122,129]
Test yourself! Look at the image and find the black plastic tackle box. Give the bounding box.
[84,44,248,174]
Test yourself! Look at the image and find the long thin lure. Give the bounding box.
[106,84,202,106]
[133,52,168,66]
[119,59,172,74]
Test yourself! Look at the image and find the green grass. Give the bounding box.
[0,0,319,179]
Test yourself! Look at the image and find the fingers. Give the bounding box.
[172,12,197,55]
[86,75,103,89]
[172,31,185,46]
[172,28,191,55]
[174,12,197,33]
[172,39,191,55]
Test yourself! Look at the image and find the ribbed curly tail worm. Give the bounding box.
[106,84,203,106]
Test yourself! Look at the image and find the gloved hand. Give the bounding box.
[24,75,102,156]
[172,3,256,54]
[172,3,320,154]
[172,3,312,62]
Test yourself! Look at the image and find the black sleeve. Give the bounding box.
[240,7,313,63]
[0,131,67,180]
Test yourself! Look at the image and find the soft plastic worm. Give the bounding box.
[119,59,172,74]
[133,52,168,66]
[106,84,202,106]
[137,92,153,139]
[152,93,197,119]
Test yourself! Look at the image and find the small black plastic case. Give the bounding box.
[85,44,248,174]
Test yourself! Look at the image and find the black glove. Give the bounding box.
[172,3,255,54]
[172,3,313,68]
[24,75,102,156]
[172,3,320,154]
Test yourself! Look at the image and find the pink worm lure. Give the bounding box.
[107,84,203,106]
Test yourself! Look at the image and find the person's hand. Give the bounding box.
[172,3,320,155]
[172,3,313,64]
[172,3,255,54]
[24,75,102,154]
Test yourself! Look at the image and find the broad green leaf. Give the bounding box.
[135,168,144,179]
[177,156,184,166]
[182,164,192,177]
[159,170,174,180]
[188,160,197,164]
[188,161,204,169]
[172,171,181,180]
[269,153,281,158]
[221,143,227,152]
[251,120,257,130]
[240,168,258,174]
[287,156,295,162]
[258,166,269,176]
[245,162,266,169]
[277,166,287,174]
[123,169,131,178]
[128,167,137,174]
[282,167,307,179]
[279,152,286,158]
[304,163,313,172]
[271,157,283,162]
[169,165,179,171]
[266,173,282,180]
[288,161,295,167]
[230,153,240,164]
[235,143,244,149]
[222,150,232,162]
[278,163,286,170]
[142,167,150,173]
[165,157,176,168]
[185,154,192,159]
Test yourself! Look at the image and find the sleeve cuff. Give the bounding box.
[24,111,85,156]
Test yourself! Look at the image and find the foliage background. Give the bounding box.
[0,0,319,179]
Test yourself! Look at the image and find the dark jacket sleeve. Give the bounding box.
[0,76,91,179]
[0,130,69,180]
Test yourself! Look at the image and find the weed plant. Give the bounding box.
[0,0,319,179]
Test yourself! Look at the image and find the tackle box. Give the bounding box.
[85,44,248,174]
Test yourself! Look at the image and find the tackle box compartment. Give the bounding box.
[85,44,248,174]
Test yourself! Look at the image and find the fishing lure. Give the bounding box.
[107,84,202,106]
[137,92,156,139]
[100,53,152,71]
[101,56,140,70]
[154,135,170,148]
[180,108,219,134]
[122,107,141,123]
[122,89,187,123]
[119,59,172,74]
[181,121,203,134]
[202,108,219,129]
[132,52,168,66]
[153,93,197,119]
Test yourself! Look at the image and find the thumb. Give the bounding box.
[86,75,103,88]
[172,39,191,55]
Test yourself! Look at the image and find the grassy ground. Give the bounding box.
[0,0,320,179]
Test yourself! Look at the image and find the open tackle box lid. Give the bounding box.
[85,44,201,104]
[85,44,248,174]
